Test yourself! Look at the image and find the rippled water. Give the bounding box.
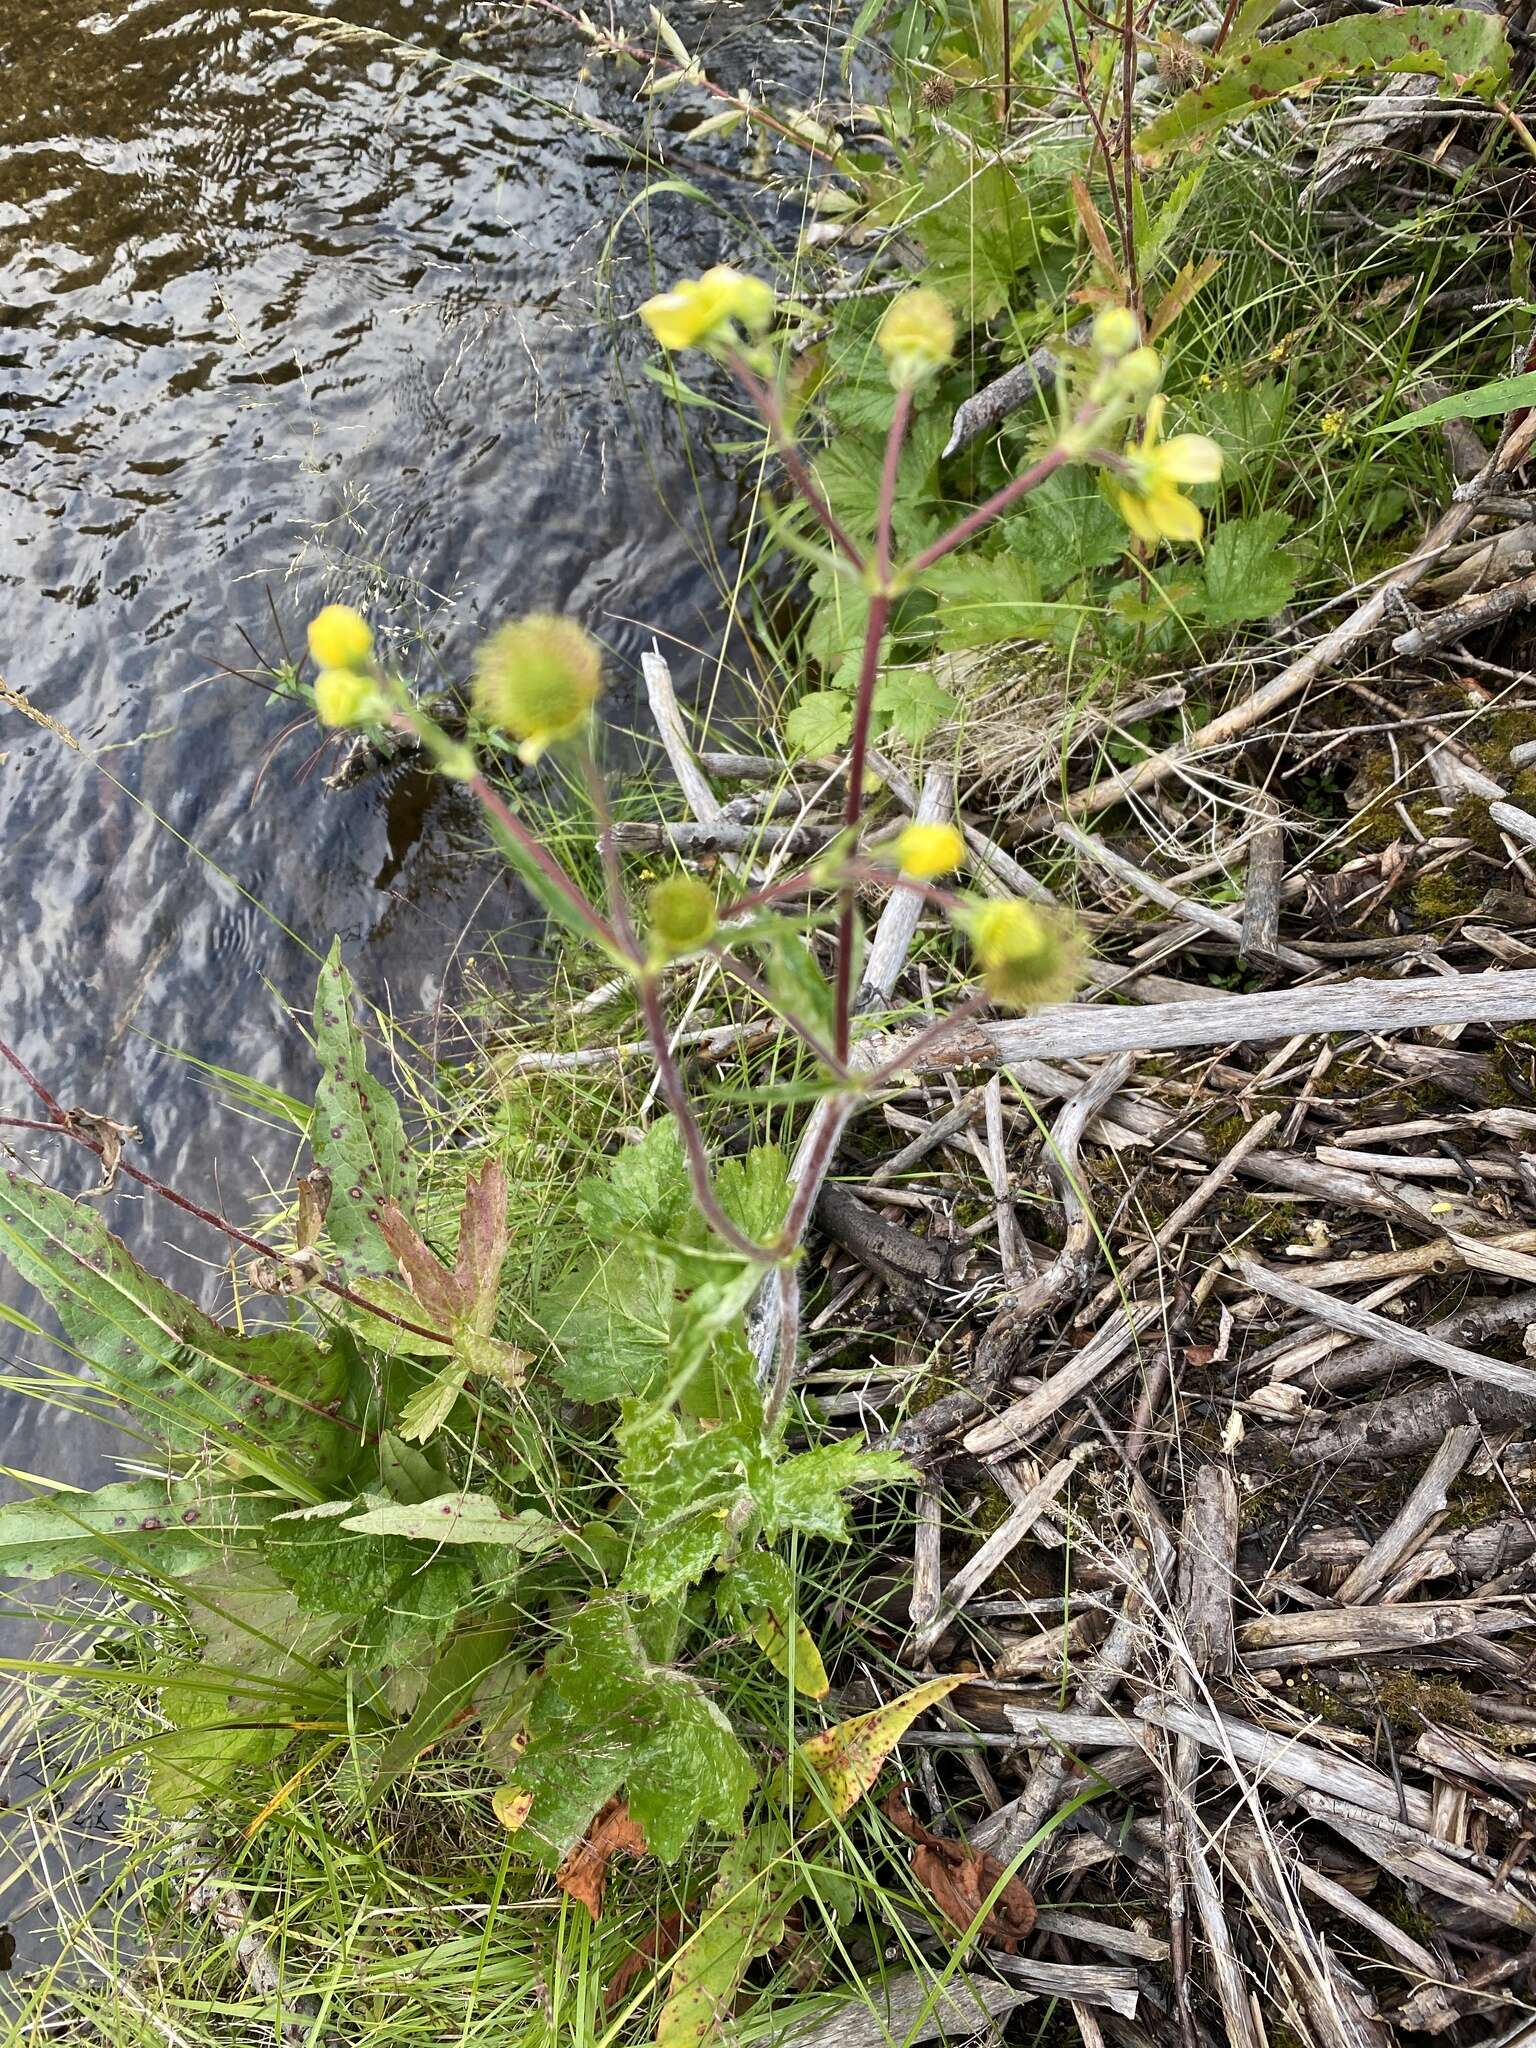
[0,0,814,1488]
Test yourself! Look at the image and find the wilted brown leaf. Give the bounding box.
[882,1788,1036,1952]
[555,1797,649,1921]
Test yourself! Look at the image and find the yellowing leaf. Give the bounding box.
[797,1673,966,1820]
[751,1605,830,1699]
[493,1782,533,1831]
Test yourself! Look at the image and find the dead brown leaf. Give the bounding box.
[555,1798,649,1921]
[882,1788,1036,1952]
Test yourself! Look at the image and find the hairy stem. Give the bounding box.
[727,357,867,571]
[907,443,1072,576]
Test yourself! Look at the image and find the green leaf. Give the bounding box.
[764,1441,913,1544]
[715,1146,792,1245]
[1198,511,1300,628]
[395,1361,469,1444]
[873,667,953,748]
[0,1171,350,1483]
[264,1498,475,1669]
[911,154,1071,324]
[785,691,854,757]
[1191,378,1288,483]
[538,1244,678,1401]
[500,1598,754,1862]
[575,1120,695,1243]
[763,935,837,1043]
[919,553,1061,649]
[0,1479,252,1584]
[1004,470,1130,591]
[370,1621,513,1798]
[1375,368,1536,435]
[1137,8,1509,160]
[658,1827,799,2048]
[311,942,418,1284]
[341,1493,563,1550]
[623,1511,726,1600]
[726,1552,829,1699]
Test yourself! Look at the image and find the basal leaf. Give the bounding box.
[0,1478,252,1584]
[919,552,1061,649]
[784,691,854,759]
[311,942,418,1284]
[1137,7,1509,161]
[623,1511,726,1601]
[763,1441,913,1544]
[264,1497,476,1669]
[658,1827,799,2048]
[1198,510,1299,627]
[575,1120,695,1243]
[873,667,953,749]
[798,1673,967,1821]
[0,1171,350,1484]
[539,1244,678,1401]
[341,1492,563,1550]
[503,1598,754,1863]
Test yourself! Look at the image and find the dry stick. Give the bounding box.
[1334,1424,1479,1605]
[929,964,1536,1066]
[1230,1256,1536,1403]
[906,1446,1089,1663]
[1015,463,1497,830]
[640,647,722,826]
[1056,819,1317,973]
[1391,565,1536,657]
[963,1299,1163,1460]
[1239,798,1285,962]
[1081,1109,1279,1323]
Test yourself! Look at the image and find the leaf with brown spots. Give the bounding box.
[556,1798,649,1920]
[796,1673,966,1822]
[883,1789,1036,1952]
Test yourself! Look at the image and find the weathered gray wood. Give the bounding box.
[925,967,1536,1069]
[1179,1465,1238,1678]
[1335,1425,1477,1603]
[778,1974,1030,2048]
[1232,1256,1536,1403]
[1240,804,1285,961]
[640,648,721,825]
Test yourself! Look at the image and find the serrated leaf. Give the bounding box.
[0,1171,350,1483]
[763,1441,913,1544]
[785,691,854,758]
[920,552,1060,649]
[341,1493,563,1549]
[310,942,418,1284]
[540,1244,678,1401]
[1138,8,1509,160]
[874,667,952,749]
[1199,510,1299,627]
[623,1511,726,1600]
[576,1121,696,1243]
[504,1598,754,1862]
[1004,470,1130,592]
[0,1478,250,1584]
[798,1673,967,1820]
[715,1146,792,1246]
[395,1361,470,1444]
[263,1498,476,1669]
[657,1827,799,2048]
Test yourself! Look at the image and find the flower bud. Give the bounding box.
[964,899,1082,1011]
[1116,346,1163,399]
[473,615,603,763]
[307,604,374,672]
[1091,306,1140,359]
[647,873,717,955]
[894,821,965,880]
[314,666,382,728]
[876,287,956,391]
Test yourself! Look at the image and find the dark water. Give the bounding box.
[0,0,819,1481]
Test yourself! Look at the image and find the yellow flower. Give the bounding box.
[894,822,965,880]
[964,899,1083,1011]
[1320,410,1346,438]
[307,604,374,672]
[473,615,603,763]
[1112,394,1223,548]
[647,874,717,956]
[876,287,956,391]
[640,266,775,352]
[314,667,382,728]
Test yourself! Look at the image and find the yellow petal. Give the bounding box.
[1113,485,1162,548]
[1160,433,1224,486]
[1142,392,1167,447]
[1147,484,1204,544]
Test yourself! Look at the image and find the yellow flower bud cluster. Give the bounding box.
[640,266,775,354]
[307,604,386,728]
[472,615,604,764]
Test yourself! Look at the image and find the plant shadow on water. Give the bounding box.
[0,0,826,1987]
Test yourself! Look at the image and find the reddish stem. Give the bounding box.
[635,975,773,1262]
[831,591,890,1064]
[907,445,1072,577]
[727,358,867,572]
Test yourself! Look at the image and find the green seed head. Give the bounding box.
[473,615,603,763]
[314,666,382,728]
[964,899,1083,1011]
[647,874,717,956]
[877,288,956,391]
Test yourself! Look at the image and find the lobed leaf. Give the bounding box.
[310,942,418,1285]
